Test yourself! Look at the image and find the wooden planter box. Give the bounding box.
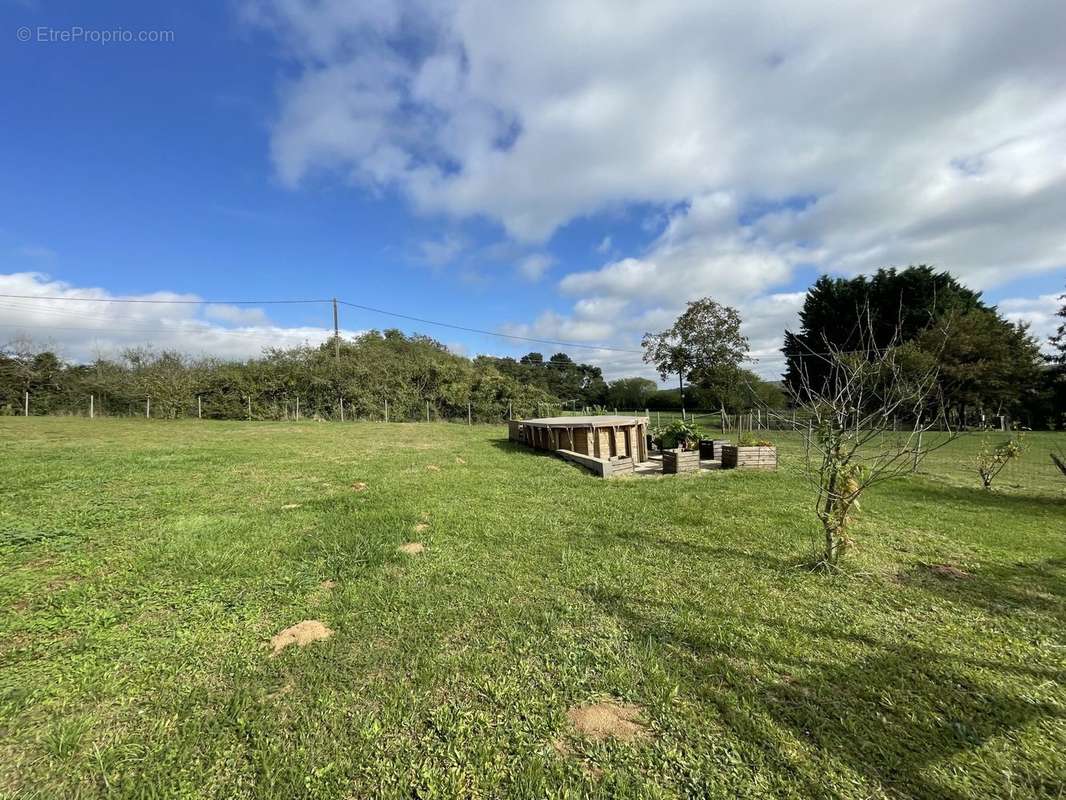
[721,445,777,470]
[663,448,700,474]
[699,439,731,460]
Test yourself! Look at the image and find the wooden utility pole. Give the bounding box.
[332,298,340,362]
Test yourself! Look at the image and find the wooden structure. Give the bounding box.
[662,448,699,474]
[721,445,778,470]
[508,415,649,478]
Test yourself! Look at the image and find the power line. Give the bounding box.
[0,292,643,354]
[335,299,642,353]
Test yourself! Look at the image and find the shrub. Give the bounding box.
[652,419,704,450]
[973,428,1025,490]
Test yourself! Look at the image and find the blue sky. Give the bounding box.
[3,1,1065,380]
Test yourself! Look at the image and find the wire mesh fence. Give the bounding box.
[8,395,1064,495]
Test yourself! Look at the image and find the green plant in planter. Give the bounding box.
[737,432,774,447]
[653,419,705,450]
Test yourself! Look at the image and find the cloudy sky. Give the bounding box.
[2,1,1064,381]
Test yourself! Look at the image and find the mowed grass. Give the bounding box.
[1,419,1064,799]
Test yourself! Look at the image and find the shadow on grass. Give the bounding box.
[900,557,1066,624]
[895,473,1066,510]
[584,586,1064,799]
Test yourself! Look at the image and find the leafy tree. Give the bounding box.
[912,310,1043,423]
[643,297,749,411]
[784,266,1042,422]
[785,266,982,391]
[1050,286,1066,366]
[606,377,657,410]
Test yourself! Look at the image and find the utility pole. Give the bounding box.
[332,298,340,362]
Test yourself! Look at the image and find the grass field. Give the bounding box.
[1,419,1064,799]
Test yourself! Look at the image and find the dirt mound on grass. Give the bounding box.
[309,579,337,605]
[413,522,429,533]
[398,542,425,556]
[565,700,649,743]
[352,482,368,492]
[270,620,333,656]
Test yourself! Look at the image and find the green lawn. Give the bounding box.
[1,419,1064,799]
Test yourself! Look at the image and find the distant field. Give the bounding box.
[1,418,1064,799]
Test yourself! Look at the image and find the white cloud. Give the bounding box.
[203,303,270,326]
[416,233,467,266]
[516,253,554,281]
[243,0,1066,378]
[248,0,1066,286]
[998,292,1064,354]
[0,272,359,363]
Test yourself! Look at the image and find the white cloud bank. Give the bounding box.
[0,272,357,363]
[243,0,1066,380]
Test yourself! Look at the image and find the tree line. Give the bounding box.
[641,266,1063,429]
[4,266,1063,427]
[0,330,558,422]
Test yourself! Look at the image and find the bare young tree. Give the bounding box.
[782,316,956,568]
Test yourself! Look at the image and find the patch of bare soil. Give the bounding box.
[413,522,429,533]
[269,620,333,656]
[565,700,649,743]
[925,563,973,580]
[426,464,441,472]
[398,542,425,556]
[352,482,368,492]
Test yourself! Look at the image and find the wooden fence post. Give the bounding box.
[24,391,29,416]
[90,394,94,419]
[198,395,202,419]
[146,396,151,419]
